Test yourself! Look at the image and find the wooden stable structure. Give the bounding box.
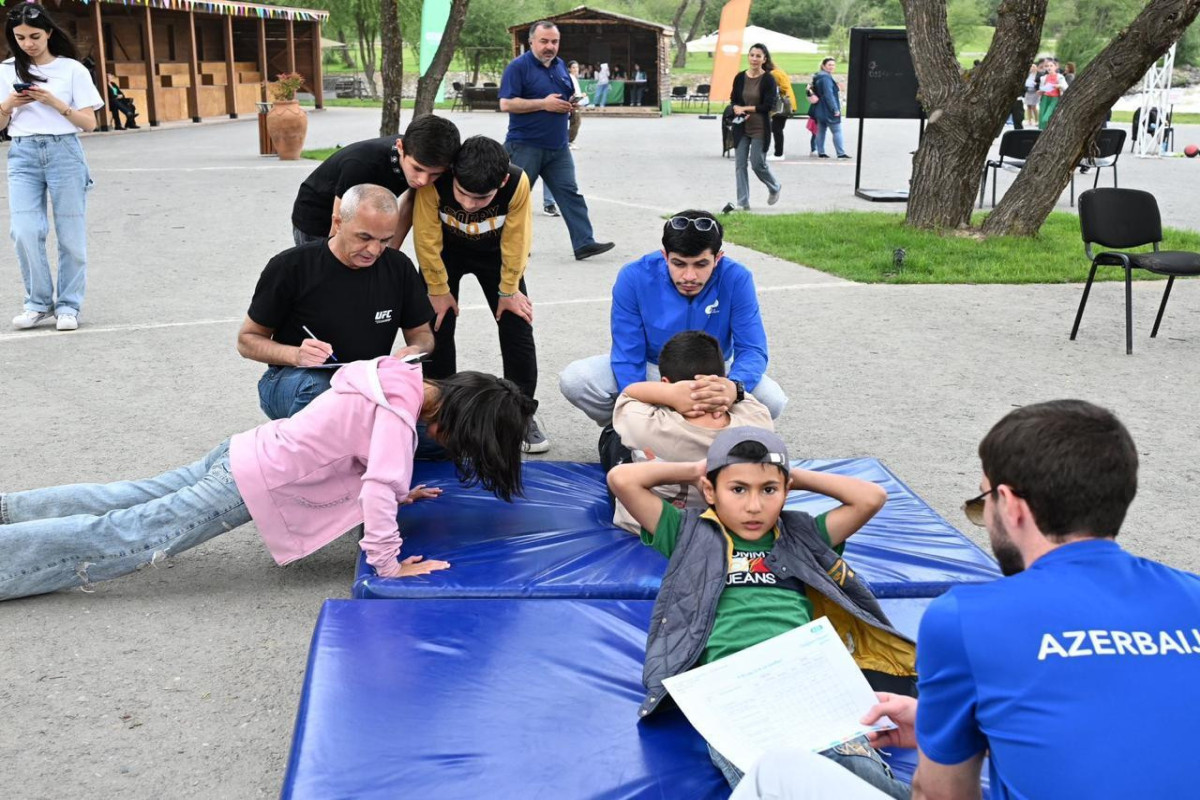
[508,7,672,113]
[1,0,327,130]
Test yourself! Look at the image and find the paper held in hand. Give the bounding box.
[661,616,896,773]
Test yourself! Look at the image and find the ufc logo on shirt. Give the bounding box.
[375,310,393,324]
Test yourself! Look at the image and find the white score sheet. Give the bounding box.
[661,616,896,772]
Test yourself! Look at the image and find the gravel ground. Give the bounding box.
[1,107,1198,798]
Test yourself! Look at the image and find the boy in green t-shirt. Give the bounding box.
[608,427,911,798]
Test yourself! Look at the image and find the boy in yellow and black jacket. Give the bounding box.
[412,135,548,452]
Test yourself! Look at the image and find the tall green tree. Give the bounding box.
[413,0,472,118]
[982,0,1200,235]
[380,0,403,135]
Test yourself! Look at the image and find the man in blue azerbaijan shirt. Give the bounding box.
[558,210,787,428]
[732,399,1200,800]
[856,399,1200,800]
[499,20,613,261]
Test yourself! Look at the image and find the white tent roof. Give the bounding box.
[686,26,819,54]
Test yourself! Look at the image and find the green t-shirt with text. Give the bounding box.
[641,501,839,665]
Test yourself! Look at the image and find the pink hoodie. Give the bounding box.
[229,357,422,579]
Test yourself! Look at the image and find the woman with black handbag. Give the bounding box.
[723,43,781,212]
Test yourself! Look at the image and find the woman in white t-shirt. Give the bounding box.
[1,3,103,332]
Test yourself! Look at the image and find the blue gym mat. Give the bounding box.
[282,597,987,800]
[352,459,999,600]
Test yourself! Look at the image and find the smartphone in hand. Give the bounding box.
[13,82,33,92]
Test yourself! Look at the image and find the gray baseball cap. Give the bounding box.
[706,427,790,473]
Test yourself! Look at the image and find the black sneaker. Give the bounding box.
[574,241,615,261]
[543,204,561,217]
[721,201,736,214]
[818,153,830,159]
[837,154,852,160]
[523,416,550,454]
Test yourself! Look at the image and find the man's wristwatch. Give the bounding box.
[732,380,745,404]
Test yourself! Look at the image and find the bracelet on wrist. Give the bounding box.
[497,291,515,298]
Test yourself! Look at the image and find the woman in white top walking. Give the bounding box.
[1,3,103,332]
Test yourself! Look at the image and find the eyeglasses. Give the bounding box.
[8,5,42,21]
[962,487,998,527]
[668,216,719,232]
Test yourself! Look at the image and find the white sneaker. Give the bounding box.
[12,310,52,330]
[56,313,78,331]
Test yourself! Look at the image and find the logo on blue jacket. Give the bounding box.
[705,299,720,316]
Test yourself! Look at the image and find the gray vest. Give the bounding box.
[639,509,915,718]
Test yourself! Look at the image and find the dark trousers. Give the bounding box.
[1010,98,1024,130]
[110,97,137,128]
[423,258,538,400]
[771,114,788,156]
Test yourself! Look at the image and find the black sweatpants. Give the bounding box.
[423,258,538,400]
[771,114,788,157]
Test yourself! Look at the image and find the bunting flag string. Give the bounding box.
[76,0,328,22]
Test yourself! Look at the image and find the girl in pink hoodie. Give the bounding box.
[0,358,535,600]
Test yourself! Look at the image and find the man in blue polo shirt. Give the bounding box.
[731,399,1200,800]
[558,210,787,426]
[499,20,614,261]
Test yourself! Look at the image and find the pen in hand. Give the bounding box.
[300,324,337,362]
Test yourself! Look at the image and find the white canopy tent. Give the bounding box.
[686,26,819,54]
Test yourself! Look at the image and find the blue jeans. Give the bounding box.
[816,119,847,157]
[734,136,780,209]
[595,82,611,107]
[558,353,789,424]
[506,141,596,252]
[0,441,249,601]
[710,737,910,799]
[256,364,449,459]
[7,133,94,316]
[258,365,335,421]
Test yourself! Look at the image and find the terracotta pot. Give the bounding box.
[266,99,308,160]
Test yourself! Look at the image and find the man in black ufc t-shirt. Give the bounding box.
[290,116,461,247]
[239,184,436,421]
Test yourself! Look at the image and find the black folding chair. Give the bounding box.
[1070,129,1126,206]
[690,83,711,106]
[979,130,1040,208]
[671,85,689,108]
[1071,188,1200,354]
[449,81,465,112]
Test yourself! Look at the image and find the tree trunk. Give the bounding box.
[380,0,403,135]
[412,0,471,119]
[982,0,1200,236]
[901,0,1047,229]
[670,0,690,69]
[355,18,379,100]
[674,0,707,69]
[337,28,354,68]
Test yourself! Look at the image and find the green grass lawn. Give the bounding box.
[720,211,1200,284]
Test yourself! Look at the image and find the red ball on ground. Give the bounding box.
[1186,144,1199,158]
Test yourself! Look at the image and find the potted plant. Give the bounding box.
[266,72,308,160]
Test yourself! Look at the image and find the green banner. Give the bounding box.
[420,0,451,102]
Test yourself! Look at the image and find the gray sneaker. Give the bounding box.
[522,416,550,454]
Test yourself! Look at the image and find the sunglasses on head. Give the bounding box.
[668,216,718,232]
[8,5,42,21]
